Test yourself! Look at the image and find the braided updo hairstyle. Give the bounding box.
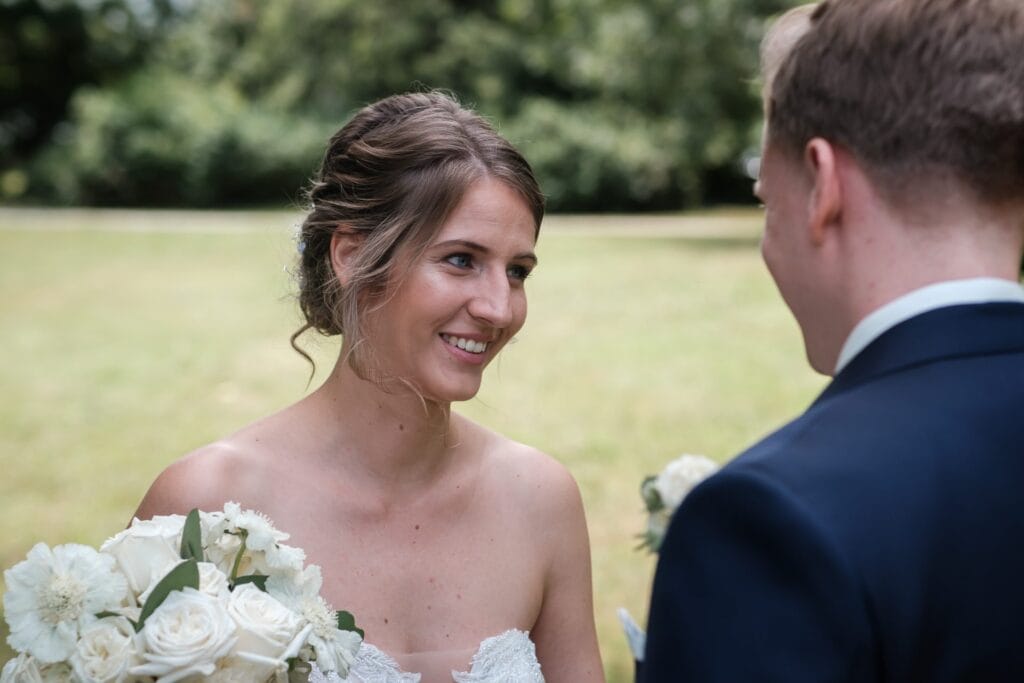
[293,91,544,376]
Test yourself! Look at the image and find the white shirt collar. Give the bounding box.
[834,277,1024,374]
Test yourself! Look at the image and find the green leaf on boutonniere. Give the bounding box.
[641,475,663,512]
[180,509,204,562]
[136,559,200,632]
[336,610,364,639]
[232,574,269,591]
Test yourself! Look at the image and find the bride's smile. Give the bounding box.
[358,176,538,404]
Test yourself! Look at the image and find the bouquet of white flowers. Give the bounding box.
[638,453,719,553]
[2,503,363,683]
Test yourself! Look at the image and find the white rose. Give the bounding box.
[198,562,232,600]
[101,516,185,597]
[138,562,230,606]
[131,587,237,683]
[198,509,227,544]
[1,653,43,683]
[654,454,719,511]
[70,616,137,683]
[205,655,284,682]
[228,583,309,662]
[204,533,243,578]
[1,657,74,683]
[35,663,73,683]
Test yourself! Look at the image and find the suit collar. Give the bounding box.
[816,301,1024,405]
[833,278,1024,374]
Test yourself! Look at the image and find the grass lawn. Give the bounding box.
[0,207,826,681]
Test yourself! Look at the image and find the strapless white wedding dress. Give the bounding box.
[308,629,544,682]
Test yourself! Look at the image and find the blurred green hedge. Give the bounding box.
[4,0,796,210]
[33,72,333,207]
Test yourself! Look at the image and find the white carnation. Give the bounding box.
[267,566,360,678]
[131,587,237,682]
[204,503,302,579]
[3,543,128,664]
[227,505,289,554]
[654,454,719,511]
[646,509,672,545]
[101,516,184,598]
[262,543,306,575]
[70,616,138,683]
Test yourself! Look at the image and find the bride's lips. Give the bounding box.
[440,333,492,365]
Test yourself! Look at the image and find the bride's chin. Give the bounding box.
[424,379,484,404]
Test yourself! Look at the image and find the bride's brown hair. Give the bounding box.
[292,91,544,376]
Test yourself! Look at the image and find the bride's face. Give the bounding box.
[363,177,538,402]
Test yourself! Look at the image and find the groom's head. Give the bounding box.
[766,0,1024,208]
[756,0,1024,373]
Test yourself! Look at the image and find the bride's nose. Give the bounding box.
[467,271,516,328]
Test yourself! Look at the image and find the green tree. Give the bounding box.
[22,0,797,209]
[0,0,189,197]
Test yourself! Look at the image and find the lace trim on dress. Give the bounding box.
[307,629,542,683]
[451,629,544,682]
[308,642,421,683]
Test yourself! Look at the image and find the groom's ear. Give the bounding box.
[803,138,842,247]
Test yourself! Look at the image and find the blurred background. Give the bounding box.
[1,1,816,680]
[1,0,797,211]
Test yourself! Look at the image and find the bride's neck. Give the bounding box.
[308,355,460,492]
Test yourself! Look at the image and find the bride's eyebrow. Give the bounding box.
[433,239,538,265]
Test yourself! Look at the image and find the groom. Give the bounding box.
[643,0,1024,681]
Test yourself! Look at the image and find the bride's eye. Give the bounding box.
[445,253,473,269]
[507,264,533,282]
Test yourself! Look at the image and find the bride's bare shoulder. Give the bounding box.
[133,440,254,520]
[463,417,584,521]
[134,413,290,520]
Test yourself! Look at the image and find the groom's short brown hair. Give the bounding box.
[767,0,1024,204]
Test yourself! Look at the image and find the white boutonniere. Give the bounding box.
[639,453,719,552]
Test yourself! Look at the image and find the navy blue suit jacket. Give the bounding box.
[643,302,1024,682]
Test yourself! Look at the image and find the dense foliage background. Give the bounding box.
[2,0,795,210]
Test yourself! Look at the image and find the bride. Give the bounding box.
[134,91,605,683]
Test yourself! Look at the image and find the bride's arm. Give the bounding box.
[528,457,606,683]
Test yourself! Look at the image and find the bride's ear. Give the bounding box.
[330,228,363,287]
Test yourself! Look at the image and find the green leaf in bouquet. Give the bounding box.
[180,508,204,561]
[336,610,364,639]
[232,574,269,591]
[136,558,200,632]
